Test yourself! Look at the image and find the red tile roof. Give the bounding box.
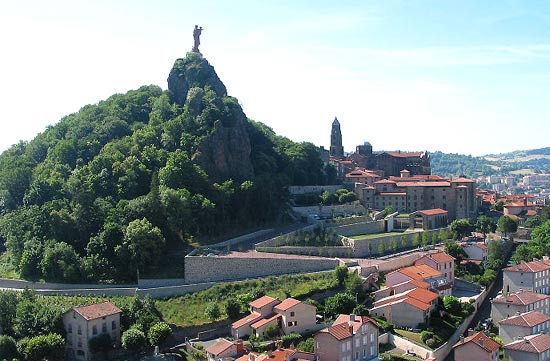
[232,312,263,329]
[333,314,379,332]
[425,251,455,263]
[206,338,234,356]
[491,290,550,306]
[504,333,550,353]
[394,264,442,281]
[395,181,451,187]
[407,288,439,304]
[499,311,550,327]
[374,179,397,184]
[419,209,448,216]
[274,298,301,312]
[319,323,353,340]
[503,260,550,273]
[384,152,423,158]
[250,296,280,309]
[251,314,281,329]
[453,331,500,352]
[73,302,121,320]
[451,177,475,183]
[403,297,431,311]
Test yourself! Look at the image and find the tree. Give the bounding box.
[412,233,421,248]
[352,304,369,316]
[266,323,280,339]
[390,238,398,253]
[475,215,497,234]
[205,302,221,321]
[450,219,473,240]
[334,265,349,286]
[400,235,408,249]
[148,322,172,346]
[0,290,18,334]
[421,232,429,247]
[89,333,112,355]
[439,228,449,242]
[296,338,314,353]
[225,299,241,320]
[0,335,18,361]
[122,328,147,353]
[497,215,518,236]
[444,241,467,263]
[40,241,82,282]
[442,296,461,314]
[118,218,166,274]
[20,333,65,361]
[378,242,386,256]
[324,293,357,317]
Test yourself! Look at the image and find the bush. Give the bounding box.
[225,299,241,319]
[282,333,302,348]
[0,335,18,361]
[425,337,441,349]
[296,338,314,353]
[122,328,147,353]
[421,330,434,343]
[19,333,64,361]
[89,333,112,354]
[205,302,221,321]
[148,322,172,346]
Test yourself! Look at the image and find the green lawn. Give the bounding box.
[348,230,412,240]
[156,272,338,326]
[394,329,429,349]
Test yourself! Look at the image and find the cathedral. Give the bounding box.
[327,117,431,178]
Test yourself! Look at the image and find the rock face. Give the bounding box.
[167,52,254,182]
[167,53,227,105]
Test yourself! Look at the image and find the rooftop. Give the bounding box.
[453,331,500,353]
[491,290,550,306]
[206,338,234,356]
[250,296,280,309]
[232,312,263,329]
[392,264,442,281]
[499,311,550,327]
[274,298,302,312]
[503,259,550,273]
[72,302,121,320]
[504,333,550,354]
[419,209,449,216]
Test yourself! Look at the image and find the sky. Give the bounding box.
[1,0,550,156]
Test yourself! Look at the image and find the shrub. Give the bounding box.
[148,322,172,346]
[122,328,147,353]
[0,335,18,361]
[225,299,241,319]
[282,333,302,348]
[89,333,112,354]
[19,333,64,361]
[205,302,221,321]
[421,331,434,343]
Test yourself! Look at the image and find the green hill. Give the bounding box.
[0,53,326,283]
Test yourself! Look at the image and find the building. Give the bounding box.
[314,314,379,361]
[453,331,500,361]
[385,264,446,291]
[235,348,315,361]
[357,175,477,222]
[462,242,489,261]
[414,251,455,286]
[369,288,438,328]
[490,290,550,323]
[330,117,344,159]
[375,151,431,177]
[408,209,449,230]
[232,296,316,339]
[345,168,382,186]
[503,259,550,295]
[206,339,245,361]
[373,279,430,302]
[503,333,550,361]
[63,301,122,361]
[498,311,550,344]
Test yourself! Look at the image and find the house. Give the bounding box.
[503,333,550,361]
[385,264,450,296]
[206,339,245,361]
[62,301,122,361]
[314,314,379,361]
[462,242,489,261]
[452,331,500,361]
[414,251,455,287]
[232,297,316,339]
[490,290,550,323]
[498,311,550,344]
[503,258,550,295]
[373,279,430,302]
[369,288,438,328]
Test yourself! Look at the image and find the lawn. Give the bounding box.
[394,329,429,349]
[156,271,338,326]
[348,230,411,240]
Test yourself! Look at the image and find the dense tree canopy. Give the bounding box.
[0,54,329,283]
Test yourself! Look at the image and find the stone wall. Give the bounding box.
[184,255,339,283]
[348,229,440,257]
[206,229,274,249]
[291,204,366,218]
[288,185,344,195]
[330,219,385,237]
[256,246,353,258]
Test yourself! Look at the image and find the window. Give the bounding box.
[78,339,82,348]
[290,312,295,317]
[77,325,82,335]
[370,334,375,342]
[92,325,97,335]
[363,335,368,345]
[77,350,85,356]
[341,344,346,352]
[112,320,117,330]
[102,322,107,333]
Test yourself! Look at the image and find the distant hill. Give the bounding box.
[430,147,550,178]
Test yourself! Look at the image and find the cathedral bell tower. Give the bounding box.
[329,117,344,159]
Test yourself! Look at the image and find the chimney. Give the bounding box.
[350,314,356,322]
[348,321,354,335]
[236,340,244,352]
[290,343,295,350]
[516,311,521,316]
[479,339,484,348]
[459,336,464,343]
[249,355,256,361]
[467,328,475,337]
[268,350,273,358]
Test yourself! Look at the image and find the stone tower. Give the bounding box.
[330,117,344,159]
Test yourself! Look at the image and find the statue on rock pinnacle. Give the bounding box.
[192,25,203,54]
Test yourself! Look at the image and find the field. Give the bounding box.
[348,230,411,240]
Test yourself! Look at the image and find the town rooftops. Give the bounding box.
[402,297,431,311]
[499,311,550,328]
[503,259,550,273]
[419,209,448,216]
[374,179,396,185]
[72,301,121,321]
[232,312,263,329]
[206,338,235,356]
[384,151,423,158]
[318,323,354,340]
[450,177,476,183]
[392,264,442,281]
[453,331,500,353]
[504,333,550,354]
[418,251,455,264]
[274,298,302,312]
[491,290,550,306]
[374,288,438,308]
[251,314,281,329]
[394,181,451,187]
[333,314,379,332]
[250,295,280,309]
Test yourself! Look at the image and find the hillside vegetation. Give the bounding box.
[0,53,327,283]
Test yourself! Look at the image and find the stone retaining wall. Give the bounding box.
[256,246,353,258]
[184,255,339,283]
[288,185,343,195]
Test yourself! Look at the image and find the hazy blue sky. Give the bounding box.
[1,0,550,156]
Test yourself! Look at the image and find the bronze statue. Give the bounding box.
[192,25,203,53]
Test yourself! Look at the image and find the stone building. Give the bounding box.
[330,117,344,159]
[491,290,550,323]
[503,333,550,361]
[503,258,550,295]
[453,331,500,361]
[498,311,550,345]
[376,151,431,177]
[63,302,121,361]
